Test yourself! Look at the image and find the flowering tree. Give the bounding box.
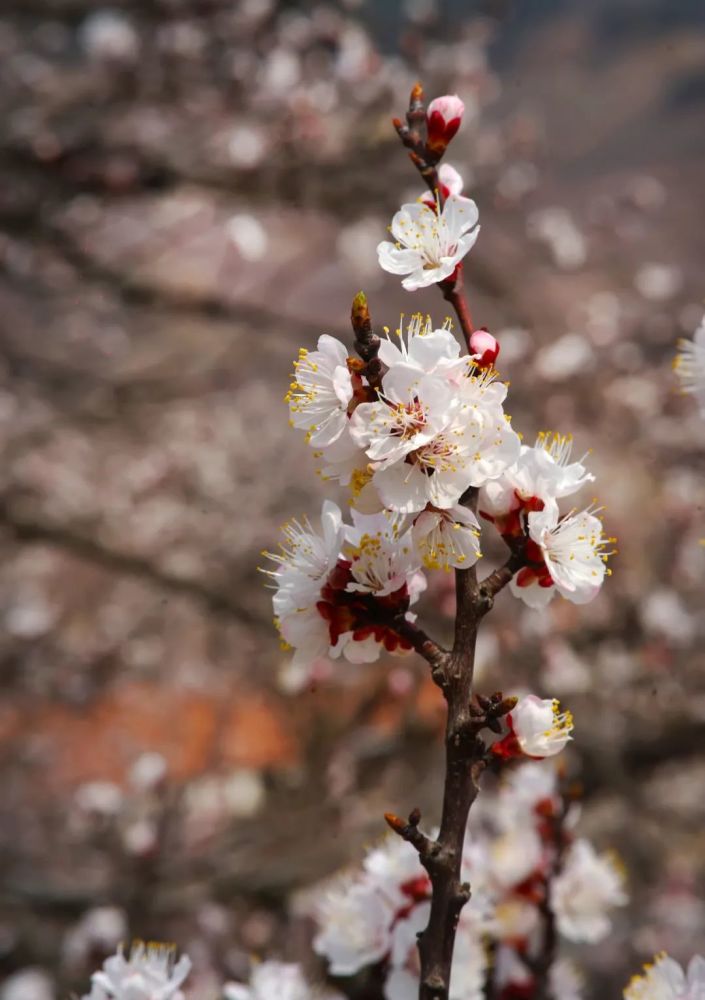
[266,84,617,999]
[74,85,705,1000]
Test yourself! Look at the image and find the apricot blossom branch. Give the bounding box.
[269,79,615,1000]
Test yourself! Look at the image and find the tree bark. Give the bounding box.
[416,497,485,1000]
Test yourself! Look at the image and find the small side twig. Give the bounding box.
[384,808,439,868]
[478,547,526,615]
[393,82,442,200]
[389,616,449,683]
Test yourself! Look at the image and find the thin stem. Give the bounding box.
[441,268,474,351]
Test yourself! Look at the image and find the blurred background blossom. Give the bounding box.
[0,1,704,998]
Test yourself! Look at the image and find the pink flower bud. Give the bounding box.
[469,328,500,368]
[426,95,465,153]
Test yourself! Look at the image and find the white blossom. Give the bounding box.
[550,959,584,1000]
[480,433,594,525]
[286,336,353,447]
[385,901,431,1000]
[413,504,482,571]
[363,835,429,909]
[377,194,480,291]
[313,880,395,975]
[489,898,540,942]
[485,822,544,889]
[500,760,559,814]
[509,503,613,609]
[83,943,191,1000]
[377,314,465,381]
[508,695,574,759]
[265,502,424,682]
[551,839,627,943]
[674,315,705,416]
[266,501,344,671]
[343,508,423,598]
[624,953,705,1000]
[350,363,519,514]
[313,431,383,513]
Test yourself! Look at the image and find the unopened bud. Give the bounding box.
[408,807,421,827]
[470,328,500,368]
[496,695,518,716]
[384,812,407,835]
[351,290,370,333]
[426,95,464,154]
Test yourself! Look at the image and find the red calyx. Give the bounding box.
[316,560,412,652]
[426,110,462,153]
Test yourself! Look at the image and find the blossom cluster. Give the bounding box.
[272,308,613,680]
[311,760,626,1000]
[82,944,343,1000]
[268,91,615,677]
[479,432,614,610]
[264,500,427,690]
[78,936,705,1000]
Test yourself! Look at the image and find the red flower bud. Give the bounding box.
[426,95,465,154]
[469,329,500,368]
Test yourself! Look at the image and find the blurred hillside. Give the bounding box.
[0,2,704,998]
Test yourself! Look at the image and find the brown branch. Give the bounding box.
[477,548,526,614]
[411,489,486,1000]
[390,617,449,682]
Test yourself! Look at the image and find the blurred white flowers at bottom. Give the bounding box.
[624,953,705,1000]
[224,961,343,1000]
[82,943,191,1000]
[313,880,396,975]
[551,839,627,942]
